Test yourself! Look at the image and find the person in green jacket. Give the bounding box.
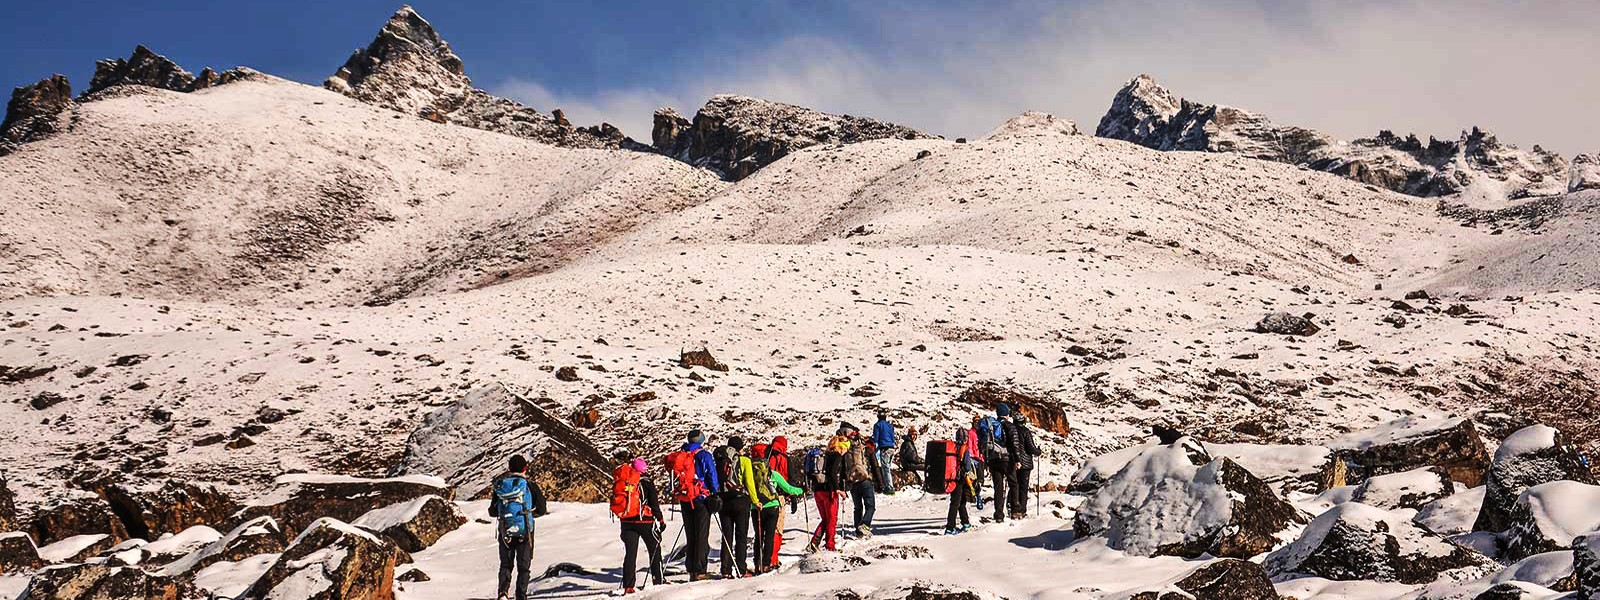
[744,442,804,574]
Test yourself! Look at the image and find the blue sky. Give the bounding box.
[3,1,1597,154]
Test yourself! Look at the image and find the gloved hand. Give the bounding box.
[655,521,666,535]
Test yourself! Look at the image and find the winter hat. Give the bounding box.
[631,458,649,474]
[996,403,1011,417]
[687,429,705,445]
[730,436,745,450]
[1013,413,1029,425]
[837,422,858,436]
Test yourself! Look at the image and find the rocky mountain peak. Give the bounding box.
[1571,153,1600,192]
[652,94,934,180]
[86,45,196,96]
[324,5,470,118]
[1095,74,1181,143]
[981,111,1081,141]
[0,75,73,156]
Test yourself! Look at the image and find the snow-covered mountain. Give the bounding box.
[1,6,1599,600]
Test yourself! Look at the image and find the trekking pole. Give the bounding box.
[712,512,745,578]
[1034,465,1042,518]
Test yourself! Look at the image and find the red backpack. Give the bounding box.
[610,464,653,520]
[663,451,708,504]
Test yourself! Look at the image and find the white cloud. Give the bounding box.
[493,0,1600,155]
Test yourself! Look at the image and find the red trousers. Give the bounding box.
[811,491,841,551]
[770,504,785,566]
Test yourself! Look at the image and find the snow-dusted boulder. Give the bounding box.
[981,111,1081,141]
[1127,559,1278,600]
[1323,417,1491,489]
[0,531,43,573]
[1417,486,1486,537]
[1072,439,1305,558]
[233,473,450,536]
[1488,551,1577,593]
[1473,581,1560,599]
[1352,467,1454,510]
[161,516,286,576]
[1572,154,1600,192]
[240,518,399,600]
[1505,481,1600,560]
[17,563,198,600]
[1069,443,1153,493]
[1475,425,1593,533]
[137,526,222,566]
[1265,502,1495,584]
[37,534,113,564]
[351,495,465,552]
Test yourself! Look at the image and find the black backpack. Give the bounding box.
[714,446,747,494]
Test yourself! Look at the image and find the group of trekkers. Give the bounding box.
[487,404,1043,598]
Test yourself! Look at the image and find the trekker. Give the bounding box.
[713,436,753,579]
[963,421,986,511]
[745,442,804,573]
[843,424,878,538]
[977,405,1015,522]
[610,457,665,594]
[872,411,897,494]
[898,426,925,486]
[1009,413,1043,520]
[944,428,977,534]
[667,430,719,582]
[491,455,548,600]
[765,436,792,568]
[805,429,850,552]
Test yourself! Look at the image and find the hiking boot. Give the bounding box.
[692,573,713,582]
[943,527,960,535]
[858,524,872,538]
[959,523,974,532]
[804,540,820,553]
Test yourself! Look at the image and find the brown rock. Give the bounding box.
[0,532,43,574]
[679,346,729,372]
[240,519,399,600]
[28,497,128,546]
[1,364,59,384]
[351,495,466,553]
[1320,418,1490,490]
[232,474,452,537]
[956,381,1071,438]
[161,516,286,576]
[1,473,17,531]
[17,563,198,600]
[0,76,73,156]
[103,481,239,540]
[554,366,580,382]
[1163,559,1279,600]
[86,45,197,95]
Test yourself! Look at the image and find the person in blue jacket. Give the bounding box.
[872,411,897,494]
[490,454,548,600]
[681,429,720,581]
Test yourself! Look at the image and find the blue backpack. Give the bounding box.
[495,475,535,536]
[977,417,1010,460]
[803,448,824,488]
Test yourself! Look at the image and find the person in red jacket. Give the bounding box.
[765,436,791,567]
[611,457,665,594]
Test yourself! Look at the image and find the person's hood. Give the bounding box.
[682,442,703,452]
[771,436,789,454]
[751,443,769,459]
[828,435,852,454]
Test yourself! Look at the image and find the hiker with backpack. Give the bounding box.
[490,455,549,600]
[872,411,897,494]
[805,429,850,552]
[977,405,1015,522]
[945,427,979,534]
[765,436,795,568]
[899,426,925,486]
[666,430,719,582]
[745,441,804,573]
[1009,413,1043,520]
[610,457,665,594]
[842,423,879,538]
[713,436,753,579]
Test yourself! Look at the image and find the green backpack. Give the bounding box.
[750,459,779,505]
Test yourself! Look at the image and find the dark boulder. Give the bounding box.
[1320,418,1491,490]
[160,516,286,576]
[28,496,128,546]
[1131,559,1278,600]
[85,46,197,95]
[17,563,199,600]
[232,473,451,537]
[1475,582,1558,599]
[1265,501,1496,584]
[1475,425,1594,533]
[1,76,74,156]
[1504,481,1600,561]
[1,472,17,531]
[1575,533,1600,598]
[956,381,1071,438]
[104,480,239,540]
[0,532,43,574]
[1254,312,1320,336]
[351,495,466,553]
[240,518,399,600]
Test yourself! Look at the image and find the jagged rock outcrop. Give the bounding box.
[1072,439,1305,558]
[1,75,74,156]
[1475,425,1594,533]
[325,6,628,150]
[1321,418,1491,489]
[651,94,934,181]
[17,563,200,600]
[233,474,451,537]
[86,45,197,95]
[351,495,465,552]
[161,516,286,576]
[103,480,239,541]
[1129,559,1279,600]
[28,496,128,546]
[1265,501,1495,584]
[240,518,399,600]
[392,382,610,502]
[1095,74,1570,201]
[1504,480,1600,560]
[980,111,1080,141]
[956,381,1071,438]
[0,532,43,574]
[1350,466,1454,510]
[1571,154,1600,192]
[1,472,17,531]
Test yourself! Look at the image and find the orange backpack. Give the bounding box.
[663,450,708,504]
[610,464,653,520]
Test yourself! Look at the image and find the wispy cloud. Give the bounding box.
[493,0,1599,154]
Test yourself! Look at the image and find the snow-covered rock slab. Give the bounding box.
[1324,417,1492,489]
[1352,467,1454,510]
[35,534,111,564]
[1073,439,1305,558]
[1505,481,1600,560]
[15,563,198,600]
[1265,502,1494,584]
[161,516,285,577]
[240,517,398,600]
[139,526,222,566]
[233,473,449,536]
[351,495,464,553]
[1125,559,1278,600]
[1476,425,1593,533]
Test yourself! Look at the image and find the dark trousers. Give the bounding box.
[989,461,1012,521]
[681,501,711,576]
[946,480,971,529]
[851,480,876,528]
[1012,467,1033,516]
[752,505,779,571]
[620,521,664,590]
[717,494,750,577]
[497,533,532,600]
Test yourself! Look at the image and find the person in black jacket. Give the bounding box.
[490,455,549,600]
[1008,413,1043,519]
[614,458,665,594]
[805,430,851,552]
[898,426,925,486]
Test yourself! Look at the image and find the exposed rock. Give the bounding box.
[0,532,43,574]
[84,45,217,96]
[1096,74,1570,201]
[1321,418,1491,489]
[161,516,286,576]
[233,473,451,537]
[1351,467,1454,510]
[798,551,873,574]
[1254,312,1320,336]
[1475,425,1594,533]
[241,518,398,600]
[554,366,580,382]
[351,495,465,553]
[28,496,128,546]
[652,94,933,181]
[1504,480,1600,560]
[1,76,74,156]
[396,566,430,582]
[679,346,729,371]
[956,381,1071,438]
[1265,501,1494,584]
[1570,153,1600,192]
[1575,533,1600,598]
[1072,439,1305,558]
[1474,582,1559,599]
[325,6,628,150]
[1,472,17,531]
[103,480,239,540]
[1,364,58,384]
[980,111,1081,141]
[391,382,609,502]
[1132,559,1278,600]
[18,563,199,600]
[864,544,933,561]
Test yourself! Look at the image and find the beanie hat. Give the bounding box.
[631,458,649,474]
[996,403,1011,417]
[687,429,704,445]
[730,436,745,450]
